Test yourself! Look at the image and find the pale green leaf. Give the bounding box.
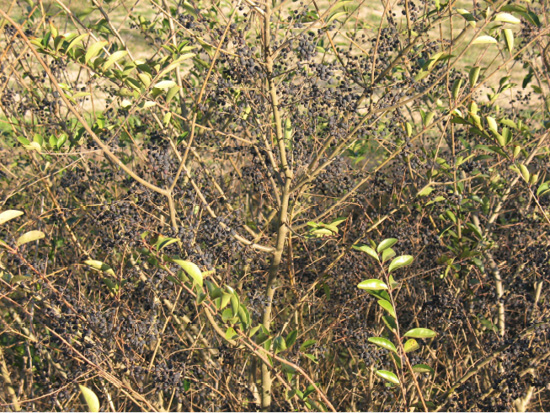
[358,279,388,290]
[378,299,397,318]
[16,230,45,246]
[403,328,437,339]
[352,244,379,261]
[368,337,398,353]
[85,40,108,64]
[376,369,400,384]
[0,210,24,226]
[404,339,420,353]
[84,260,115,276]
[103,50,127,70]
[472,35,498,45]
[79,385,100,412]
[494,12,521,24]
[377,238,398,253]
[173,259,203,287]
[388,255,414,273]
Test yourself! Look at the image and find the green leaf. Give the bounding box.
[166,85,181,103]
[417,185,434,197]
[452,78,463,100]
[84,259,115,276]
[248,325,261,338]
[469,66,481,88]
[486,116,499,134]
[79,385,100,412]
[66,33,88,53]
[403,328,437,339]
[381,248,396,263]
[159,53,196,77]
[377,299,397,318]
[388,255,414,273]
[375,370,400,384]
[225,327,238,341]
[230,294,239,316]
[472,35,497,45]
[16,230,45,246]
[503,29,514,53]
[286,330,298,348]
[412,363,435,374]
[519,164,530,182]
[537,181,550,197]
[368,337,397,353]
[303,353,318,364]
[274,336,287,354]
[103,50,127,70]
[358,279,388,290]
[154,80,177,89]
[85,40,108,64]
[300,339,316,351]
[155,235,179,250]
[0,210,24,226]
[172,259,203,287]
[494,12,521,24]
[457,8,476,27]
[352,244,379,261]
[404,339,420,353]
[377,238,398,253]
[382,315,397,331]
[219,292,232,310]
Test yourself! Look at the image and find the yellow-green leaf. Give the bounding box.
[388,255,414,273]
[403,328,437,339]
[173,259,203,287]
[376,369,400,384]
[103,50,127,70]
[404,339,420,353]
[378,299,397,318]
[519,164,530,182]
[494,12,521,24]
[358,279,388,290]
[85,40,108,64]
[353,244,379,261]
[79,385,100,412]
[0,210,24,226]
[84,260,116,277]
[368,337,398,353]
[472,35,498,45]
[16,230,45,246]
[503,29,514,53]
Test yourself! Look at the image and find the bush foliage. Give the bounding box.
[0,0,549,410]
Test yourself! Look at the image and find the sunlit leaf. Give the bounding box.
[377,238,397,253]
[79,385,100,412]
[368,337,397,353]
[84,260,115,277]
[16,230,45,246]
[85,40,108,64]
[352,244,379,261]
[388,255,414,273]
[377,299,396,318]
[404,339,420,353]
[358,279,388,290]
[412,363,435,374]
[172,259,203,287]
[472,35,498,45]
[103,50,127,70]
[403,328,437,338]
[376,369,400,384]
[0,210,24,226]
[494,12,521,24]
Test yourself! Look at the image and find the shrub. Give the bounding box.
[0,0,549,410]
